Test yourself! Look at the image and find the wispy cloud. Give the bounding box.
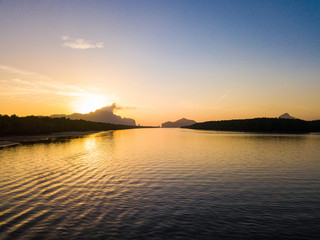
[0,65,49,79]
[0,65,110,101]
[61,35,104,49]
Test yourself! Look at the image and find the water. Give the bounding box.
[0,128,319,239]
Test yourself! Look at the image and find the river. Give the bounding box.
[0,128,319,239]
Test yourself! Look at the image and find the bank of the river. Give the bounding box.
[0,131,101,148]
[183,118,320,133]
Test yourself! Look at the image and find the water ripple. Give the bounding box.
[0,129,320,239]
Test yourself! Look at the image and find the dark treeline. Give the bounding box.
[0,115,137,135]
[182,118,320,133]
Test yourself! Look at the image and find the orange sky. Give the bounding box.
[0,1,319,125]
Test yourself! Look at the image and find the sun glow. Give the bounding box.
[72,95,110,114]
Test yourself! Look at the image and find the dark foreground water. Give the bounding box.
[0,129,319,239]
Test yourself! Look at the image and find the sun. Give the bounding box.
[72,95,110,114]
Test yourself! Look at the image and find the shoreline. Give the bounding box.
[0,131,102,148]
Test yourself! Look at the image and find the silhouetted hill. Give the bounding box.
[183,118,320,133]
[0,114,137,136]
[51,104,136,126]
[279,113,296,119]
[162,118,196,128]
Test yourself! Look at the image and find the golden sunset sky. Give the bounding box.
[0,1,319,125]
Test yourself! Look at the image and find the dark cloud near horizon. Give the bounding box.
[100,103,136,113]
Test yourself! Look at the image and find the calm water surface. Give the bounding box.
[0,129,319,239]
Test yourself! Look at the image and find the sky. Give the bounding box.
[0,0,319,125]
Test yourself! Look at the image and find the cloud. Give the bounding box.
[99,103,135,113]
[61,35,70,41]
[0,65,109,100]
[61,36,104,49]
[0,65,49,79]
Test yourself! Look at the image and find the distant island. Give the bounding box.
[0,114,138,136]
[183,116,320,133]
[279,113,296,119]
[162,118,196,128]
[51,103,136,126]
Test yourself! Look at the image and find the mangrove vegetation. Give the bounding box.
[0,115,137,135]
[182,118,320,133]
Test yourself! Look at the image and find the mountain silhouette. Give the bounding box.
[279,113,296,119]
[162,118,196,128]
[51,103,136,126]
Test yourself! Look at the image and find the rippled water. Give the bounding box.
[0,129,320,239]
